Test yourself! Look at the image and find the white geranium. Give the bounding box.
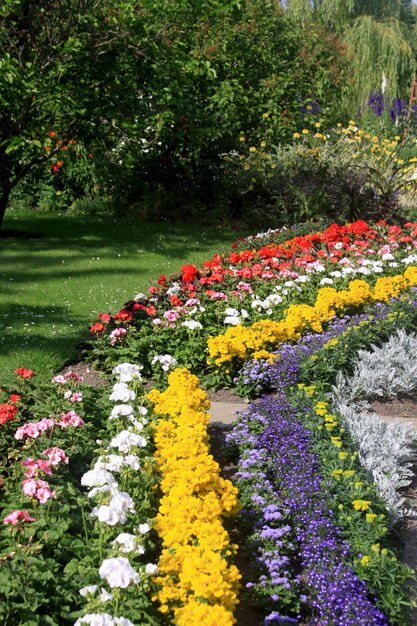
[109,383,136,403]
[151,354,178,372]
[110,404,134,420]
[94,454,141,473]
[74,614,115,626]
[138,522,151,534]
[108,430,147,453]
[145,563,158,576]
[75,614,135,626]
[99,557,140,588]
[79,585,98,597]
[112,363,143,383]
[181,320,202,331]
[81,469,118,492]
[319,277,334,285]
[92,492,135,526]
[112,532,145,555]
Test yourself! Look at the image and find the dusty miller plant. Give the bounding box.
[331,330,417,520]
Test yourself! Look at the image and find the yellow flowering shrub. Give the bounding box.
[147,368,241,624]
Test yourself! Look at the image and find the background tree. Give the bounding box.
[284,0,416,112]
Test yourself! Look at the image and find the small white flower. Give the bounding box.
[334,242,344,250]
[145,563,159,575]
[92,492,135,526]
[224,307,240,317]
[81,469,117,491]
[181,320,202,331]
[112,363,143,383]
[112,532,145,555]
[110,404,134,420]
[108,430,147,453]
[99,557,140,588]
[224,315,240,326]
[99,588,113,603]
[382,252,394,261]
[79,585,98,597]
[320,277,334,286]
[329,271,342,278]
[74,613,115,626]
[138,522,151,534]
[109,383,136,403]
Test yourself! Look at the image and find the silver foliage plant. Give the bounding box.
[331,330,417,520]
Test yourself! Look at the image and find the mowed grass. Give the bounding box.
[0,208,248,385]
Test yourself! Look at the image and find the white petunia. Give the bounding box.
[99,557,140,588]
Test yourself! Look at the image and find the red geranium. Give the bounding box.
[0,403,18,425]
[15,368,33,379]
[113,309,133,322]
[170,295,182,307]
[90,322,105,334]
[9,394,20,404]
[181,264,198,283]
[98,313,111,322]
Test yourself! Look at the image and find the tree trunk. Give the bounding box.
[0,185,12,234]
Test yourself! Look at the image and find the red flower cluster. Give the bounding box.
[90,322,106,334]
[15,368,33,379]
[0,403,18,425]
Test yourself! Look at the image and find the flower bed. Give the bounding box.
[1,219,417,625]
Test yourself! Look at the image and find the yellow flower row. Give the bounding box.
[148,369,241,626]
[207,266,417,367]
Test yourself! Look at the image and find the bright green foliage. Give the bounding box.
[0,0,350,224]
[283,0,416,115]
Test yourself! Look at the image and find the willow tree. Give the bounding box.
[283,0,416,112]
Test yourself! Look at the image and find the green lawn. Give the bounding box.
[0,208,247,385]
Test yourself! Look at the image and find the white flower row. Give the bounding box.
[75,363,158,626]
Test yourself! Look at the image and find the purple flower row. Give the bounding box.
[235,296,417,398]
[228,395,388,625]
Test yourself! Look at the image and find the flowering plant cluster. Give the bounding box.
[3,217,417,624]
[147,368,241,625]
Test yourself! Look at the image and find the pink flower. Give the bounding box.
[22,479,55,503]
[21,458,53,478]
[59,411,84,428]
[42,447,69,466]
[64,390,82,403]
[36,486,55,504]
[52,375,67,384]
[4,510,35,526]
[14,418,55,440]
[163,310,179,323]
[22,478,39,497]
[110,328,127,346]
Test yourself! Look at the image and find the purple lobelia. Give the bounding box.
[228,395,389,625]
